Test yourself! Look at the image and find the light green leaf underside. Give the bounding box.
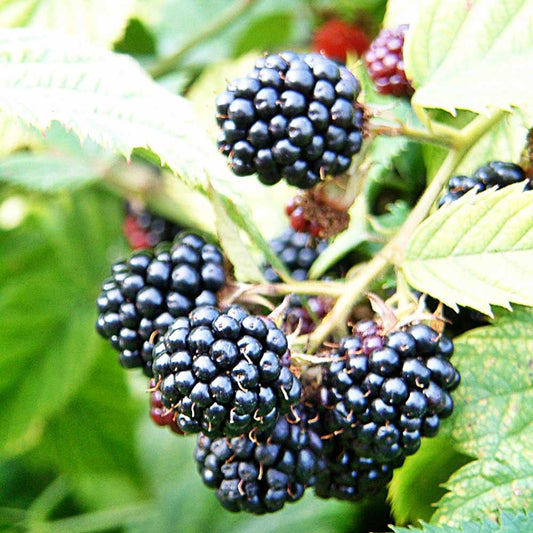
[402,184,533,315]
[405,0,533,115]
[393,510,533,533]
[0,0,134,47]
[432,307,533,526]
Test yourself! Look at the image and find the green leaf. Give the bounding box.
[38,345,144,507]
[0,152,99,191]
[0,186,126,456]
[392,510,533,533]
[401,184,533,315]
[431,307,533,526]
[388,434,470,525]
[0,0,134,47]
[208,184,265,283]
[404,0,533,115]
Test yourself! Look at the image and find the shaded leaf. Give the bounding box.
[431,307,533,526]
[0,186,126,456]
[402,184,533,315]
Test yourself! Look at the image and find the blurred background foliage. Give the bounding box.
[0,1,408,532]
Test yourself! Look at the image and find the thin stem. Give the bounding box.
[149,0,258,79]
[242,280,346,298]
[27,477,69,523]
[367,121,456,148]
[306,110,505,351]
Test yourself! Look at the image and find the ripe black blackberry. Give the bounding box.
[364,24,412,97]
[123,201,181,250]
[438,160,530,207]
[216,51,364,189]
[194,406,323,514]
[262,228,328,282]
[151,305,302,437]
[314,319,459,465]
[95,232,226,376]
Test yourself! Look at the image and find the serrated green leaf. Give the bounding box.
[405,0,533,116]
[0,0,134,47]
[393,510,533,533]
[388,434,470,525]
[401,184,533,315]
[0,186,126,456]
[431,307,533,526]
[208,184,265,283]
[0,152,99,190]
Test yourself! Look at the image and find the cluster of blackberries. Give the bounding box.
[151,304,301,437]
[96,232,226,376]
[123,201,181,250]
[307,320,459,500]
[216,51,364,189]
[364,24,412,97]
[439,160,530,206]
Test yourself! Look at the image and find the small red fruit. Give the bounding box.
[312,19,370,63]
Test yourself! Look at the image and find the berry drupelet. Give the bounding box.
[438,160,530,207]
[194,406,324,514]
[149,379,184,435]
[96,232,226,376]
[216,51,364,189]
[314,319,459,465]
[364,24,412,97]
[151,305,302,437]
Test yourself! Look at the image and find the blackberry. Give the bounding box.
[364,24,412,97]
[438,160,530,207]
[123,201,181,249]
[283,294,330,335]
[148,379,184,435]
[315,319,459,464]
[151,305,301,437]
[312,19,370,64]
[95,232,226,376]
[216,51,364,189]
[262,228,328,282]
[195,406,323,514]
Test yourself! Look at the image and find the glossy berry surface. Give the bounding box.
[364,24,412,97]
[438,160,530,207]
[314,319,459,465]
[152,305,301,437]
[149,379,184,434]
[95,232,226,376]
[216,51,364,189]
[195,407,323,514]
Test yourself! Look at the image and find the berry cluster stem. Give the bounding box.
[306,109,506,351]
[149,0,259,80]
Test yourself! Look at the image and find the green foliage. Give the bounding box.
[392,510,533,533]
[431,308,533,526]
[402,184,533,315]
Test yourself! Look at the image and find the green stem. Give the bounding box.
[32,503,155,533]
[27,477,69,523]
[246,280,345,298]
[367,121,456,148]
[148,0,258,79]
[306,110,505,351]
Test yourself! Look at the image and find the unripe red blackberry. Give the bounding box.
[123,201,181,250]
[96,232,226,376]
[194,406,324,514]
[364,24,412,97]
[151,305,302,437]
[216,51,364,189]
[148,379,184,434]
[312,19,370,63]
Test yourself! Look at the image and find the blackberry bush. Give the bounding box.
[216,51,364,188]
[194,406,323,514]
[151,305,302,437]
[95,232,226,375]
[364,24,412,97]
